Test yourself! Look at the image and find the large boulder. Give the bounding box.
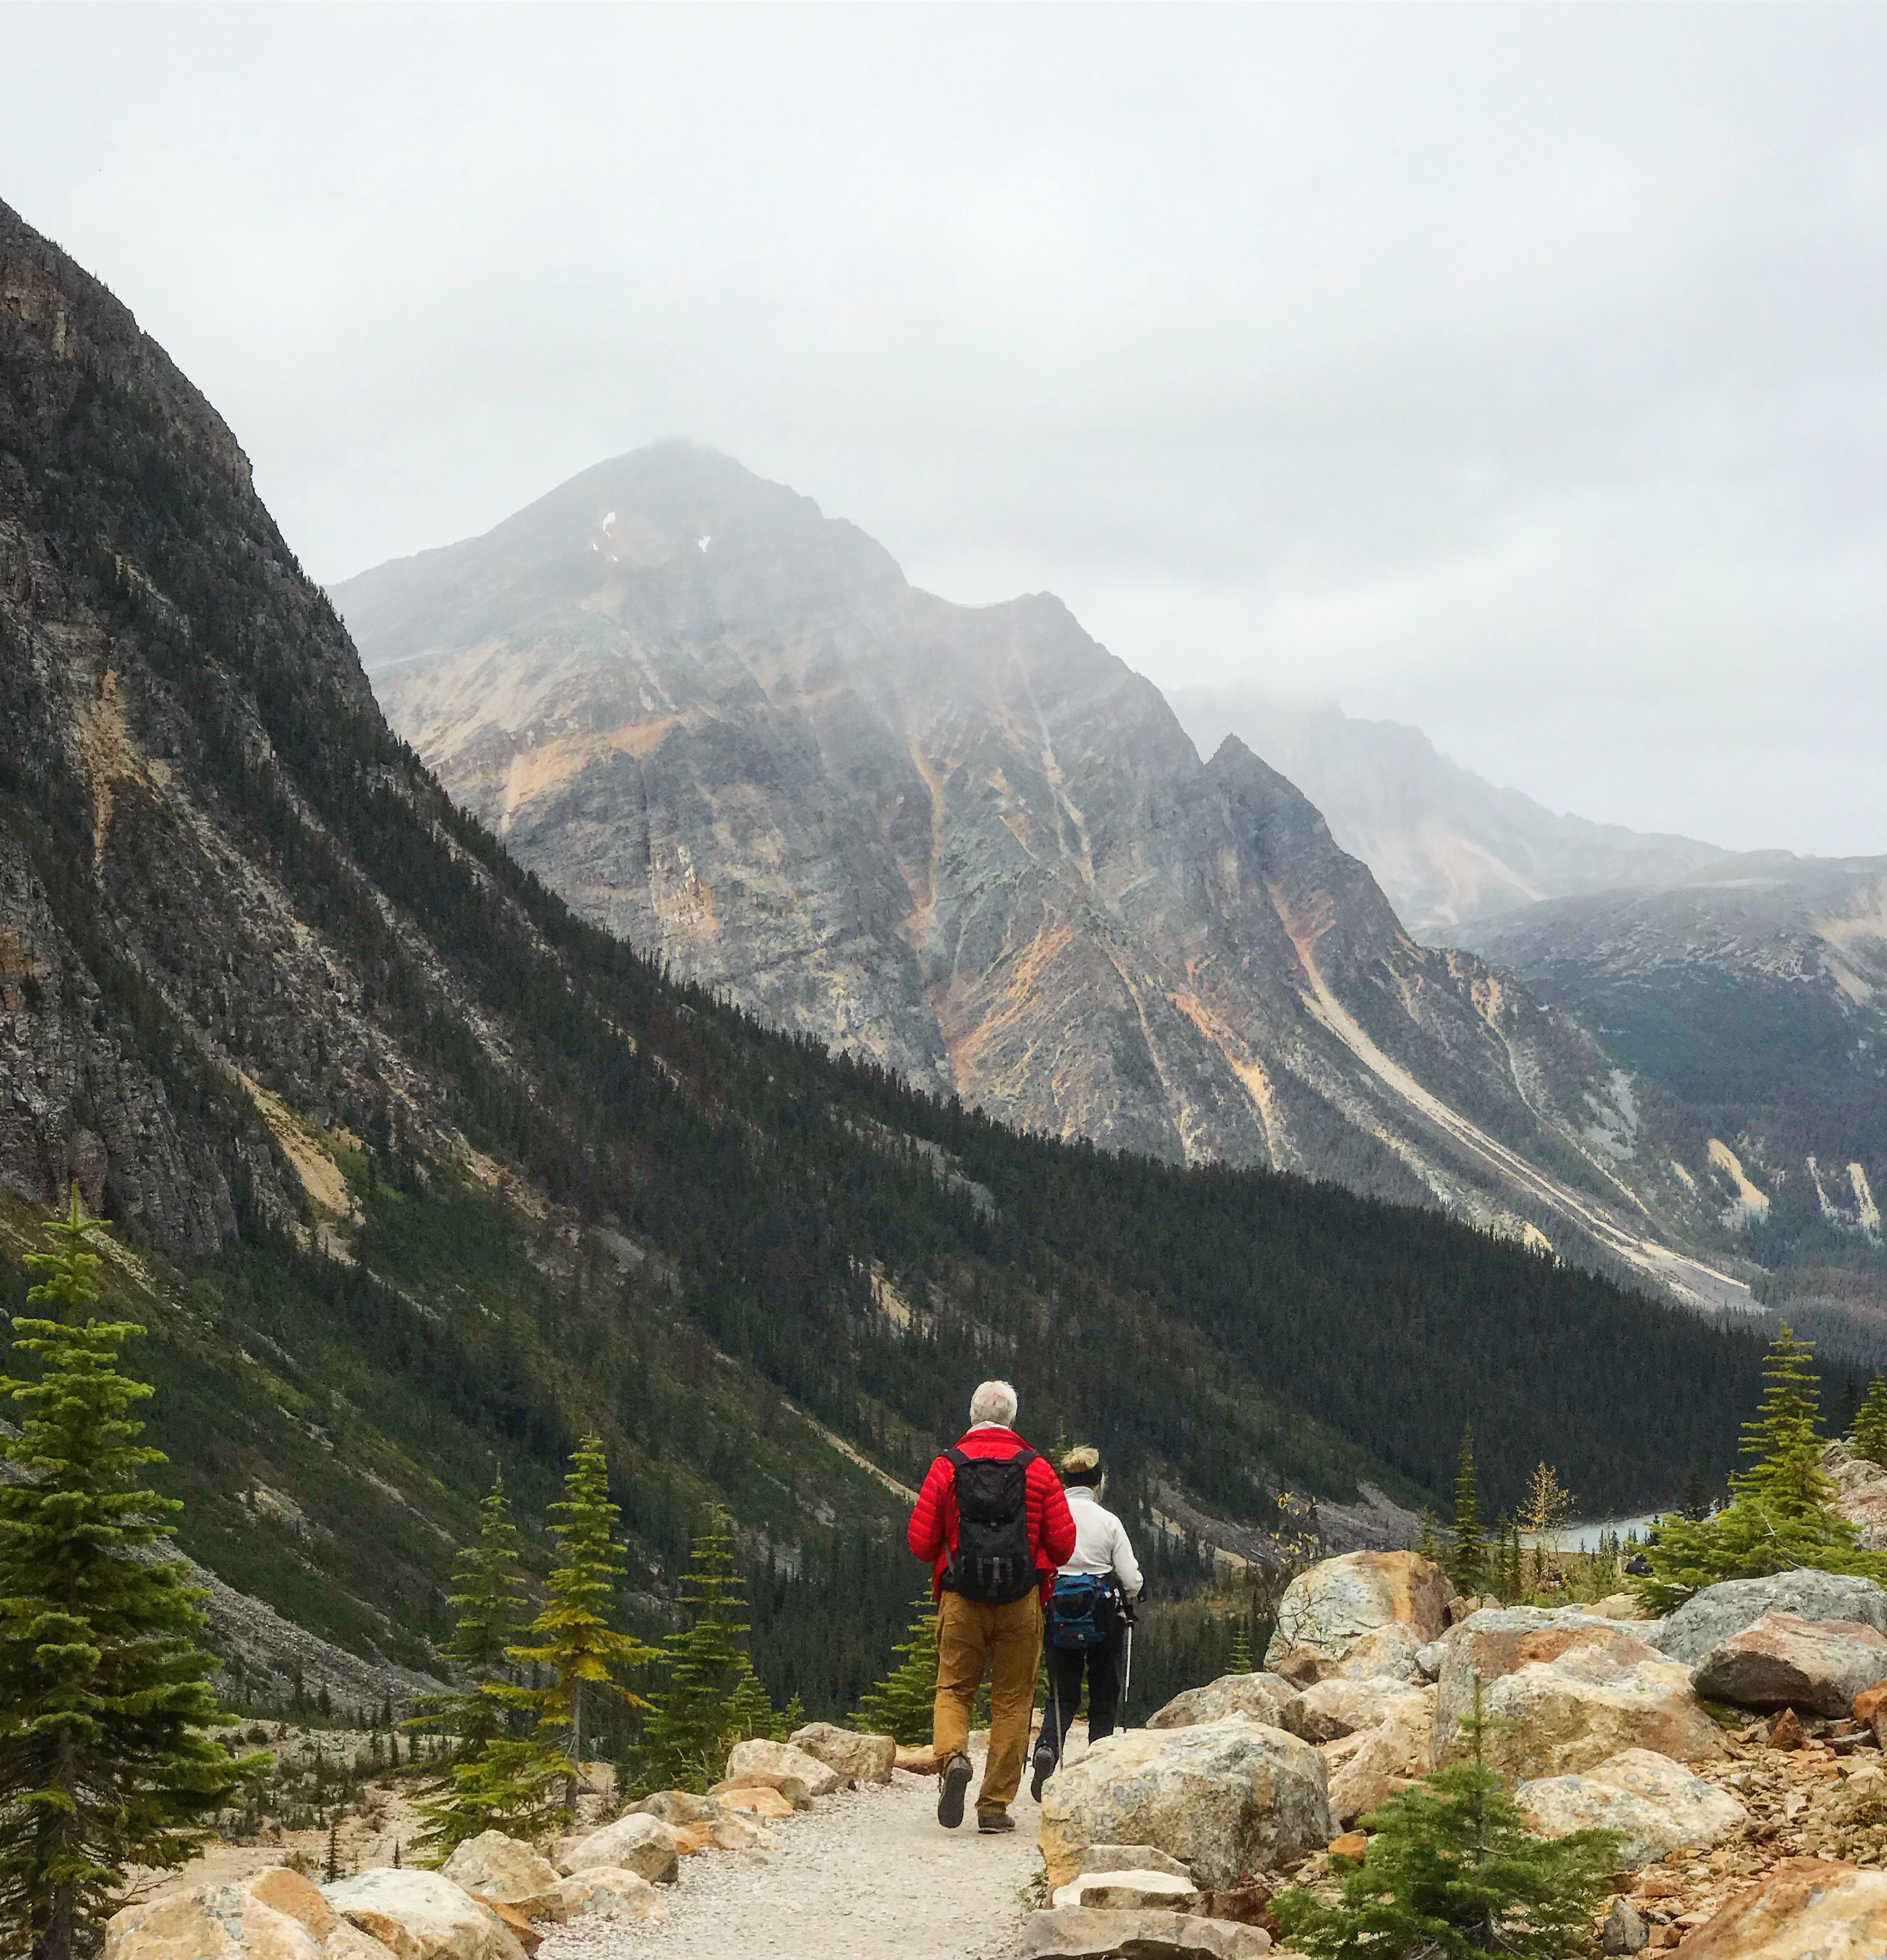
[1652,1571,1887,1665]
[787,1722,895,1784]
[557,1812,682,1884]
[1147,1673,1294,1731]
[1265,1552,1451,1667]
[1516,1748,1747,1870]
[1434,1610,1723,1778]
[323,1872,527,1960]
[105,1887,331,1960]
[1020,1907,1274,1959]
[1280,1677,1430,1745]
[1324,1717,1425,1827]
[1038,1715,1332,1889]
[1692,1611,1887,1717]
[544,1870,663,1926]
[724,1736,846,1797]
[439,1835,563,1919]
[1677,1856,1887,1958]
[239,1873,394,1960]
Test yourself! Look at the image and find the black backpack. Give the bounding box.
[944,1446,1039,1604]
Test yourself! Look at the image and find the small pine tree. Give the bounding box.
[1445,1428,1487,1597]
[507,1437,660,1812]
[1638,1324,1887,1612]
[407,1472,564,1854]
[1229,1624,1254,1675]
[1416,1510,1442,1567]
[0,1191,263,1960]
[323,1821,341,1885]
[1519,1463,1574,1591]
[853,1591,940,1744]
[1274,1682,1622,1958]
[637,1511,777,1793]
[1852,1376,1887,1468]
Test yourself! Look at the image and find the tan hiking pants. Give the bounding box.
[933,1587,1043,1815]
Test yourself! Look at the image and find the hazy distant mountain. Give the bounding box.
[1168,689,1732,939]
[339,442,1748,1305]
[1456,854,1887,1272]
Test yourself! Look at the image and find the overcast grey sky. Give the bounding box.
[4,4,1883,854]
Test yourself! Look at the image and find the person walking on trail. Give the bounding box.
[1031,1445,1143,1800]
[907,1379,1076,1834]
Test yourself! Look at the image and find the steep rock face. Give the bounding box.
[1,215,386,1250]
[1167,688,1730,938]
[349,446,1740,1301]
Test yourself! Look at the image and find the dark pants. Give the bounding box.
[1040,1629,1124,1758]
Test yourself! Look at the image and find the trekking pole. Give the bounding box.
[1121,1621,1134,1725]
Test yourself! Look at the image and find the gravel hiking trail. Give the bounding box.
[546,1744,1046,1960]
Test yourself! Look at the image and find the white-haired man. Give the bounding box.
[907,1380,1075,1831]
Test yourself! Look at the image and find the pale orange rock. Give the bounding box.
[1767,1710,1807,1750]
[1675,1856,1887,1959]
[243,1871,341,1943]
[105,1889,324,1960]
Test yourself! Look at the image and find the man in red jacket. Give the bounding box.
[907,1379,1076,1831]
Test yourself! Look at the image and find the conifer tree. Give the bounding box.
[1851,1376,1887,1468]
[406,1473,564,1853]
[1417,1511,1442,1568]
[508,1437,658,1812]
[1445,1428,1487,1597]
[1229,1624,1254,1675]
[0,1192,260,1960]
[1274,1682,1621,1957]
[636,1512,779,1793]
[1639,1324,1887,1611]
[852,1591,940,1744]
[1519,1463,1573,1591]
[1491,1514,1522,1604]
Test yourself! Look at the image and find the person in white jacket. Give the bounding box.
[1032,1445,1143,1799]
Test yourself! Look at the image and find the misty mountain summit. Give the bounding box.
[341,443,1747,1307]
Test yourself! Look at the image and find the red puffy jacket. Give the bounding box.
[907,1425,1076,1604]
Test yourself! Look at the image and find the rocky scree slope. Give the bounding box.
[346,445,1742,1308]
[1458,854,1887,1319]
[0,200,1781,1690]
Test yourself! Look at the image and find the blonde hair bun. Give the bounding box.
[1060,1445,1101,1476]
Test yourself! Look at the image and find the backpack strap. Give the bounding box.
[944,1445,1035,1470]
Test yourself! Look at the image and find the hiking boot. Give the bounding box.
[1030,1738,1056,1803]
[937,1752,973,1829]
[977,1810,1017,1833]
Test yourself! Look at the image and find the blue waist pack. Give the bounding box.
[1046,1573,1116,1650]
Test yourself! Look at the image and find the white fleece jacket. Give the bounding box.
[1058,1486,1143,1597]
